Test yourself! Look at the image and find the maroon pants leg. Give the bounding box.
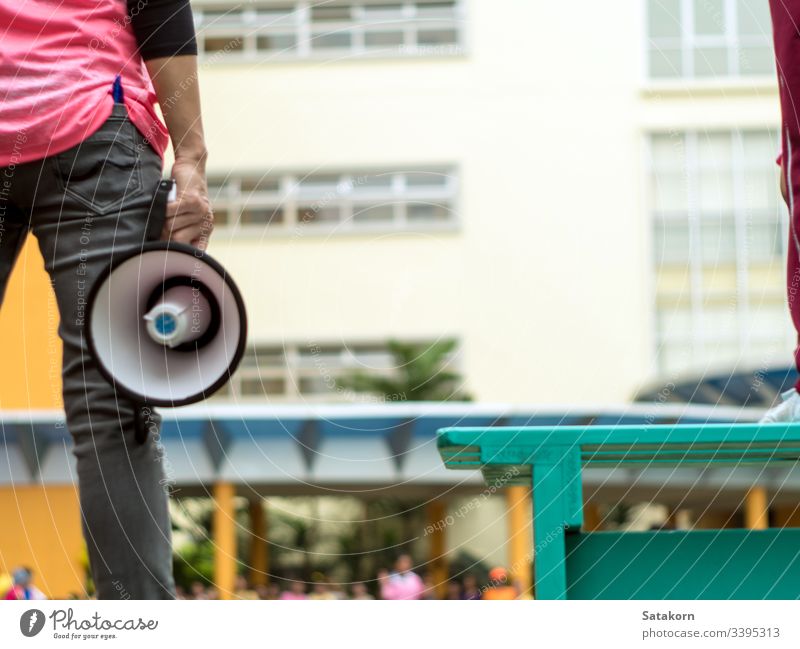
[770,1,800,391]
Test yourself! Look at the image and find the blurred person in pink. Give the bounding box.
[280,578,308,600]
[378,554,426,600]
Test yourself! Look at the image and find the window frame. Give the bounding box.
[213,339,462,402]
[642,0,775,86]
[194,0,467,62]
[646,128,791,374]
[207,166,461,236]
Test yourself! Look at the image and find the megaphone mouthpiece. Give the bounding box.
[144,283,213,349]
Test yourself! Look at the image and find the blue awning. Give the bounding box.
[0,403,771,492]
[635,366,798,408]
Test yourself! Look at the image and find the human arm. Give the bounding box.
[145,56,212,249]
[782,164,789,207]
[128,0,213,250]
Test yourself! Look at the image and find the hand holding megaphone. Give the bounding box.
[161,160,214,251]
[86,179,247,417]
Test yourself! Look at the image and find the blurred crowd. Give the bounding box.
[180,554,524,601]
[3,554,525,600]
[2,567,46,600]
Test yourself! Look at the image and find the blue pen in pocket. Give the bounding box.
[112,74,124,103]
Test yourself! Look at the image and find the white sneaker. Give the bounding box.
[760,389,800,423]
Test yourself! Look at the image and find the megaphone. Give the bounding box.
[86,183,247,409]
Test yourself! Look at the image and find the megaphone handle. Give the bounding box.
[145,179,175,242]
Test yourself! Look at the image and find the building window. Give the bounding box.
[648,130,792,375]
[208,167,458,233]
[194,0,464,60]
[646,0,774,79]
[212,340,458,402]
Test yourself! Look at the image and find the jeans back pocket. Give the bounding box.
[54,118,144,215]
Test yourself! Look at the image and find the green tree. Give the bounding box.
[339,339,471,401]
[173,539,215,589]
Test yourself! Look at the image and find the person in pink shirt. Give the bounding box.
[378,554,427,600]
[0,0,212,599]
[762,3,800,422]
[279,578,309,600]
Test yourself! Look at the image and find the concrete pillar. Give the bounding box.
[506,486,533,597]
[248,498,268,587]
[213,482,237,600]
[583,501,603,531]
[426,500,448,598]
[744,486,769,530]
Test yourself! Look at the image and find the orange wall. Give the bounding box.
[0,237,62,409]
[0,485,85,599]
[0,240,80,598]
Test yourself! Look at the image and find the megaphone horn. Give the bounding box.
[87,237,248,410]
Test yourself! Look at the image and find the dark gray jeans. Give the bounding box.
[0,104,176,599]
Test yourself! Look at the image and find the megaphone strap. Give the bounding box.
[133,403,152,445]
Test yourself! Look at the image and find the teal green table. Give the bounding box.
[437,423,800,599]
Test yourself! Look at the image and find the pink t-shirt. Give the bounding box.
[279,591,308,600]
[0,0,169,167]
[380,571,425,600]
